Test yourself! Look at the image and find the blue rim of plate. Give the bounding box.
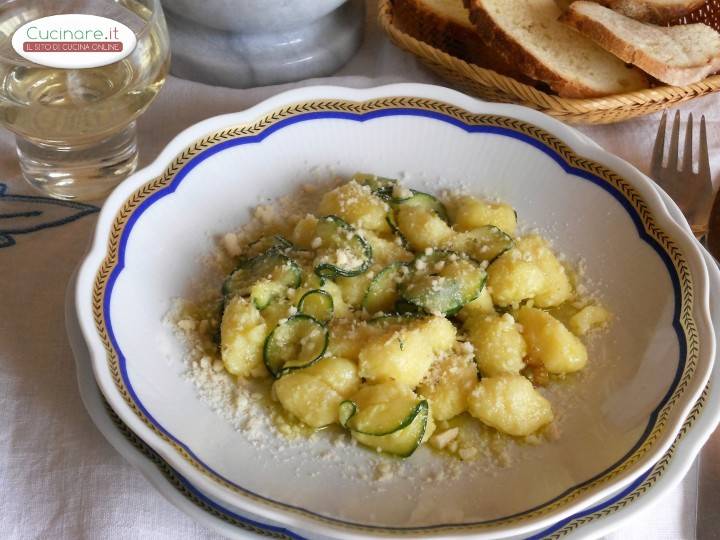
[102,382,708,540]
[90,97,699,534]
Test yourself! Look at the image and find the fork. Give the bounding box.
[652,111,719,538]
[651,110,714,239]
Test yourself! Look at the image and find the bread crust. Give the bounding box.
[463,0,644,97]
[593,0,707,25]
[561,5,720,86]
[391,0,530,81]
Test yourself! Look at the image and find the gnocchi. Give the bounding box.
[417,348,478,421]
[467,375,554,437]
[196,174,609,459]
[465,313,526,376]
[518,306,588,374]
[448,195,517,235]
[273,356,359,428]
[358,316,456,387]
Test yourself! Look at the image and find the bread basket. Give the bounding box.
[378,0,720,124]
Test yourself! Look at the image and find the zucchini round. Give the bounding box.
[393,298,422,315]
[339,398,425,436]
[388,189,449,223]
[338,400,357,428]
[362,262,407,314]
[263,314,329,378]
[450,225,514,263]
[400,250,487,315]
[313,215,372,278]
[385,210,409,248]
[351,172,397,193]
[340,399,430,458]
[297,289,334,324]
[223,249,302,310]
[245,234,293,258]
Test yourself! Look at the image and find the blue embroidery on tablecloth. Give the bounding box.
[0,183,99,248]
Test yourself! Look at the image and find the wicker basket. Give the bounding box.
[378,0,720,124]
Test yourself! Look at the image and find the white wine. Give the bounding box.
[0,0,170,200]
[0,0,169,145]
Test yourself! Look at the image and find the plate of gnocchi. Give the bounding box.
[75,84,715,539]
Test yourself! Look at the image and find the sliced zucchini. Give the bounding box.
[313,215,372,278]
[400,250,487,315]
[223,250,302,310]
[338,400,357,428]
[362,263,407,314]
[263,314,329,378]
[393,298,422,315]
[245,234,293,258]
[340,398,423,435]
[249,280,288,311]
[341,399,430,457]
[297,289,334,324]
[388,190,449,223]
[385,210,409,248]
[351,172,397,193]
[449,225,514,262]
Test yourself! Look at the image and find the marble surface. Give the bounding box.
[162,0,346,32]
[164,0,365,88]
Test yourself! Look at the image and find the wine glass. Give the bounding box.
[0,0,170,201]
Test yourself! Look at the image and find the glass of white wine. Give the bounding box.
[0,0,170,200]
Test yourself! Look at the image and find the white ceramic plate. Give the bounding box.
[75,84,715,538]
[65,185,720,540]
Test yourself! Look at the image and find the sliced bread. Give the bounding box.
[562,1,720,86]
[592,0,706,25]
[392,0,529,80]
[464,0,648,97]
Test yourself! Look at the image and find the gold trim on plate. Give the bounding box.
[91,97,699,534]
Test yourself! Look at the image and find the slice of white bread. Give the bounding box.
[562,1,720,86]
[592,0,706,24]
[464,0,648,97]
[392,0,530,81]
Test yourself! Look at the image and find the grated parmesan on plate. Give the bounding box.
[164,171,612,486]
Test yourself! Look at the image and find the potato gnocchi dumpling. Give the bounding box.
[335,273,373,308]
[569,305,612,336]
[273,356,359,428]
[208,173,609,458]
[325,319,371,361]
[417,347,478,421]
[465,313,526,376]
[467,375,554,437]
[487,254,546,307]
[456,286,494,321]
[448,195,517,236]
[358,316,456,387]
[318,181,391,234]
[396,205,454,250]
[516,236,573,308]
[518,306,588,374]
[220,296,267,377]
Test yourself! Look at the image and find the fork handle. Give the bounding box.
[693,225,708,241]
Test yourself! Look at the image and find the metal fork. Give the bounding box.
[651,110,714,239]
[652,111,719,538]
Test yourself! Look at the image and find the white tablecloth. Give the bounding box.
[1,1,716,538]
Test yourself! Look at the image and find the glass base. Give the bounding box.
[17,123,139,202]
